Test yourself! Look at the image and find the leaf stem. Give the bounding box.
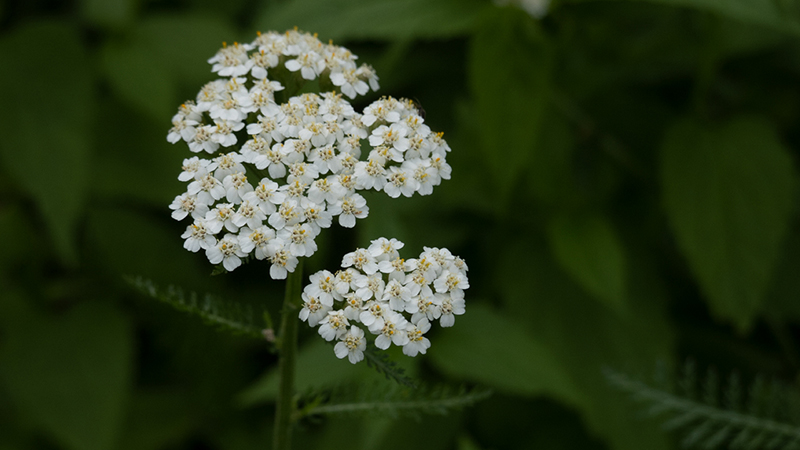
[272,259,304,450]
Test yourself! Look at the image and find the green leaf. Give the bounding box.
[616,0,800,37]
[495,236,675,450]
[428,303,582,405]
[469,8,552,204]
[252,0,489,42]
[79,0,136,29]
[134,14,238,88]
[100,15,237,121]
[547,213,627,312]
[0,302,134,450]
[660,116,795,329]
[0,20,93,265]
[101,39,176,121]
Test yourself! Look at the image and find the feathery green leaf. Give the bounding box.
[124,275,265,338]
[363,346,418,389]
[606,363,800,449]
[296,381,491,420]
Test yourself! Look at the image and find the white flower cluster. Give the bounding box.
[167,29,453,279]
[300,238,468,364]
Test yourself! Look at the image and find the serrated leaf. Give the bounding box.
[469,8,552,204]
[428,304,582,404]
[547,213,627,312]
[0,20,93,265]
[660,116,795,329]
[0,303,133,450]
[252,0,489,42]
[125,275,265,338]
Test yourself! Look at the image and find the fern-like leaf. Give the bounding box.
[363,346,418,389]
[296,381,491,420]
[605,363,800,450]
[125,275,265,338]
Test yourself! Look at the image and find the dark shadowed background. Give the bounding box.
[2,0,800,449]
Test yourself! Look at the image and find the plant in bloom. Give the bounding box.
[167,29,453,279]
[300,237,469,363]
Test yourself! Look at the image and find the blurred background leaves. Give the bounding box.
[1,0,800,449]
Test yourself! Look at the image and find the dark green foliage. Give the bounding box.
[125,275,266,338]
[606,362,800,449]
[3,0,800,448]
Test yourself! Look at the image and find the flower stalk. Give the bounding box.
[273,258,304,450]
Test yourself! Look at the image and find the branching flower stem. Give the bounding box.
[273,259,304,450]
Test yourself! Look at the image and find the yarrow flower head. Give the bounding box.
[300,238,469,363]
[168,29,454,279]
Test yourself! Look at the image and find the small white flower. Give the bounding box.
[268,200,301,230]
[402,318,431,357]
[300,197,332,233]
[188,125,219,154]
[342,248,378,275]
[285,51,325,80]
[342,293,364,321]
[354,159,387,191]
[181,220,216,252]
[211,120,245,147]
[205,203,238,234]
[213,152,246,180]
[384,166,418,198]
[359,300,389,330]
[238,225,275,260]
[169,192,208,221]
[382,278,412,311]
[434,269,469,294]
[356,64,380,91]
[354,272,385,301]
[334,268,360,294]
[368,237,404,261]
[223,172,254,203]
[265,238,298,279]
[437,293,465,327]
[319,310,350,341]
[374,311,409,350]
[299,293,331,326]
[410,292,441,323]
[187,173,225,205]
[334,326,366,364]
[208,42,252,77]
[232,200,267,229]
[329,194,369,228]
[178,157,209,182]
[243,179,285,215]
[277,223,318,257]
[378,256,413,282]
[330,67,369,99]
[305,270,338,306]
[369,123,409,152]
[206,233,249,271]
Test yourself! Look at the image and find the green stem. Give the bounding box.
[272,259,304,450]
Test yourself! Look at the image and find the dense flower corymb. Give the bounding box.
[300,238,469,363]
[168,29,453,279]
